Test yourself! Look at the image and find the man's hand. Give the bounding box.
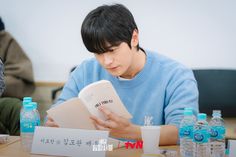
[90,106,141,140]
[90,106,178,145]
[44,116,59,127]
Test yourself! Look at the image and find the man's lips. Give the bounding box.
[107,66,119,70]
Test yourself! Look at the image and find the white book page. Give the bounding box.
[47,98,96,130]
[78,80,132,121]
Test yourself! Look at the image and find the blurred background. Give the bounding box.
[1,0,236,83]
[1,0,236,119]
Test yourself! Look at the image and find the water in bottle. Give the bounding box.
[20,104,36,151]
[193,113,210,157]
[31,102,41,126]
[209,110,225,157]
[179,108,196,157]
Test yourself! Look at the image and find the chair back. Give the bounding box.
[193,69,236,117]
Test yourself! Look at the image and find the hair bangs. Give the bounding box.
[84,25,122,54]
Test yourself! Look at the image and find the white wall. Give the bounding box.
[1,0,236,82]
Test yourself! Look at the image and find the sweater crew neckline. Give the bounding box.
[109,50,153,88]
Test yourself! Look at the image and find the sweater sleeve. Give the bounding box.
[52,64,84,107]
[164,67,199,128]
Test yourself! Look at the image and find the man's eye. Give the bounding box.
[110,48,118,52]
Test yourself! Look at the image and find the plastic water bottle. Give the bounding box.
[193,113,210,157]
[20,104,36,151]
[209,110,225,157]
[20,97,33,124]
[31,102,41,126]
[179,108,196,157]
[20,97,32,116]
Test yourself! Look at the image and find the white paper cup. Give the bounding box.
[141,125,161,154]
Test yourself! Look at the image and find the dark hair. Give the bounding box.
[81,4,139,54]
[0,17,5,31]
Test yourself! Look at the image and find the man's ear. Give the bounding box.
[131,29,139,48]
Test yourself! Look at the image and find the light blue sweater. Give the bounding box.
[55,50,199,127]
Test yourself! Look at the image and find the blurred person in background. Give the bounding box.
[0,17,35,99]
[0,57,21,135]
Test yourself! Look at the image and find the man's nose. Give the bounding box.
[103,53,113,65]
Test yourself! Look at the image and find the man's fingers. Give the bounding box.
[90,115,117,129]
[91,118,110,131]
[105,119,118,129]
[45,121,59,127]
[98,106,120,122]
[95,124,110,131]
[47,116,54,121]
[99,106,130,126]
[45,116,59,127]
[90,115,106,126]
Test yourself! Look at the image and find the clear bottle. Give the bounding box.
[20,97,32,117]
[179,108,196,157]
[209,110,225,157]
[20,104,36,151]
[31,102,41,126]
[193,113,210,157]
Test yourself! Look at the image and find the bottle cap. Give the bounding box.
[184,109,193,116]
[198,113,207,120]
[22,97,32,106]
[30,102,38,110]
[212,110,222,117]
[23,97,32,102]
[184,107,193,111]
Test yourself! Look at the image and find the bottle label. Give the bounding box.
[179,125,193,139]
[193,129,210,143]
[20,121,35,133]
[210,126,225,139]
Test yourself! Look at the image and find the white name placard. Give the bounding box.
[229,140,236,157]
[31,126,109,157]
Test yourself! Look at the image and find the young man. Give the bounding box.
[46,4,199,145]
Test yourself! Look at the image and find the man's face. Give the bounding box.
[94,42,135,78]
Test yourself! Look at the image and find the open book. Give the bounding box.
[47,80,132,130]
